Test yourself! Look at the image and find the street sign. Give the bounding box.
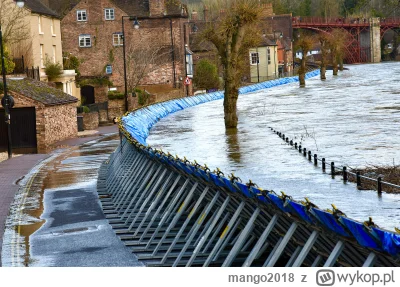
[184,76,191,86]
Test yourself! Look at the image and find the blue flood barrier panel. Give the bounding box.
[340,217,382,250]
[372,228,400,256]
[311,208,350,237]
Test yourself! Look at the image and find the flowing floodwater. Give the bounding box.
[147,62,400,230]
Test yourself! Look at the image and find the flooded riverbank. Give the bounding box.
[147,62,400,230]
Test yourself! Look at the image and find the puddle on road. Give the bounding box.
[3,134,119,266]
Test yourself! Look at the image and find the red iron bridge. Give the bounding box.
[292,17,400,63]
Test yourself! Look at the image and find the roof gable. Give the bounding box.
[25,0,60,18]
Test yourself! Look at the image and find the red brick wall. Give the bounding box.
[61,0,186,89]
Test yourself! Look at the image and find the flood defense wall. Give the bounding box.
[100,72,400,266]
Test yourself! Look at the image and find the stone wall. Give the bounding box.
[44,103,78,149]
[83,112,99,130]
[108,99,125,121]
[6,91,77,153]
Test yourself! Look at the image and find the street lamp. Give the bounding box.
[273,31,283,78]
[1,0,25,159]
[122,16,140,112]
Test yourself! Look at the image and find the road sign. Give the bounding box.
[184,76,191,86]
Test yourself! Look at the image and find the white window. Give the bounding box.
[105,65,112,74]
[105,8,115,20]
[79,35,91,47]
[77,10,87,21]
[267,48,271,64]
[50,18,55,35]
[113,33,123,46]
[40,44,44,67]
[250,52,259,65]
[38,16,43,34]
[52,45,56,63]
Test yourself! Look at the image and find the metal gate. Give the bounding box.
[0,107,37,153]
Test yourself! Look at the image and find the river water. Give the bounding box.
[147,62,400,230]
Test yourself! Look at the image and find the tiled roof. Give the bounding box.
[45,0,80,17]
[25,0,60,18]
[113,0,150,17]
[5,78,78,106]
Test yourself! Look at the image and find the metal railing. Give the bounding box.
[25,66,40,81]
[269,127,400,194]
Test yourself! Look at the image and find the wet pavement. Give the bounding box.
[147,62,400,230]
[1,134,143,267]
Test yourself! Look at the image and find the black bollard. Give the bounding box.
[314,154,318,165]
[290,140,293,146]
[343,166,347,182]
[303,148,307,156]
[331,162,335,177]
[356,171,361,187]
[299,145,302,153]
[377,177,382,194]
[286,137,289,143]
[282,134,285,140]
[295,142,297,149]
[322,158,326,171]
[308,151,312,161]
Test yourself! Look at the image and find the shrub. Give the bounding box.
[82,106,90,113]
[193,59,220,91]
[108,90,125,100]
[63,52,82,77]
[44,57,63,80]
[0,45,15,74]
[134,88,150,106]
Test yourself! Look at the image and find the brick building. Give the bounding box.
[0,78,78,153]
[59,0,189,103]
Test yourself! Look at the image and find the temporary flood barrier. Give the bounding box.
[98,72,400,267]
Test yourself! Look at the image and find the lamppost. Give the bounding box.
[273,31,283,78]
[1,0,25,159]
[121,16,140,112]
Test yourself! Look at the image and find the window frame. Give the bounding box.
[250,52,259,65]
[105,65,112,74]
[79,34,92,48]
[40,44,44,67]
[112,32,123,46]
[77,10,87,21]
[267,48,271,65]
[38,15,43,34]
[105,8,115,21]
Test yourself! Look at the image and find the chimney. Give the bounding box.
[191,10,198,21]
[203,5,209,21]
[149,0,165,17]
[260,3,273,18]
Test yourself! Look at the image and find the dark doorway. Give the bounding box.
[0,107,37,153]
[81,85,95,105]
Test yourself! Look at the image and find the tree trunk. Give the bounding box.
[223,79,238,128]
[332,52,338,76]
[338,56,344,71]
[299,56,307,87]
[320,66,326,80]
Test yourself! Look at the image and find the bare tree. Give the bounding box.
[318,32,330,80]
[116,41,172,93]
[0,0,30,45]
[329,29,348,75]
[294,31,314,87]
[201,0,261,128]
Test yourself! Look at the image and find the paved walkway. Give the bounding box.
[0,125,119,266]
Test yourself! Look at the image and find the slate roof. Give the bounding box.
[5,78,78,106]
[25,0,60,18]
[45,0,186,18]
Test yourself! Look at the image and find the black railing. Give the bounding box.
[26,66,40,81]
[77,102,108,114]
[269,127,400,194]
